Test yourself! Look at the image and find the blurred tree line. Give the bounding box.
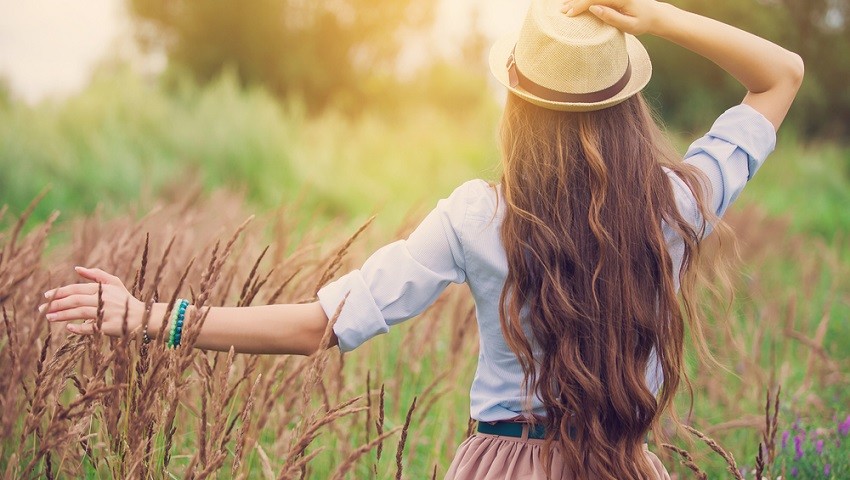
[130,0,849,138]
[130,0,513,117]
[129,0,453,113]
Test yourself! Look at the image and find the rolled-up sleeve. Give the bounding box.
[668,104,776,235]
[317,181,472,352]
[682,103,777,221]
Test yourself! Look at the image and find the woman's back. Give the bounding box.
[319,98,777,420]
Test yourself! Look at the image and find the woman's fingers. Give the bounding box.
[67,321,98,335]
[562,0,625,17]
[75,266,123,287]
[43,283,100,302]
[41,267,140,337]
[43,266,126,307]
[588,5,639,31]
[39,293,100,315]
[562,0,589,16]
[45,306,98,323]
[562,0,655,34]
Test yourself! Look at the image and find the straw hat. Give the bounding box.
[489,0,652,112]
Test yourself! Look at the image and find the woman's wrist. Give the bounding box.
[140,301,197,344]
[646,2,681,39]
[138,302,167,340]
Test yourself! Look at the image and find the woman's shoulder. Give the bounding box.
[444,179,501,221]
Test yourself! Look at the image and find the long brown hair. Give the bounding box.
[498,92,713,479]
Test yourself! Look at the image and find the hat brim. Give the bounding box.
[489,31,652,112]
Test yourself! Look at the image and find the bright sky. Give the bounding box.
[0,0,531,104]
[0,0,128,103]
[433,0,531,48]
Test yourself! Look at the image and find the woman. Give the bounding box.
[41,0,803,478]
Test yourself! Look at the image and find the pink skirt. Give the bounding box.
[445,429,671,480]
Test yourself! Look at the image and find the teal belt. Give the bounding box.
[477,422,648,443]
[477,422,547,439]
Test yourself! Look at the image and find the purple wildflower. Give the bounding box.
[839,415,850,436]
[815,439,824,454]
[824,464,831,476]
[792,466,799,477]
[782,430,790,449]
[794,434,805,460]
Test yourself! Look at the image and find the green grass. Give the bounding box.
[2,66,847,239]
[0,67,501,235]
[741,134,850,239]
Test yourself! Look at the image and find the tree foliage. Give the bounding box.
[129,0,849,137]
[130,0,435,112]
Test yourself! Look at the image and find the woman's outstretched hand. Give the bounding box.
[40,266,144,336]
[39,266,333,355]
[562,0,661,35]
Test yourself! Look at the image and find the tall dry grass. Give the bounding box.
[0,184,847,478]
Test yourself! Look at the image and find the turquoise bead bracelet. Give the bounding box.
[166,302,179,347]
[167,298,190,348]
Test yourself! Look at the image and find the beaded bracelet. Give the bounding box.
[141,304,152,345]
[175,298,189,346]
[167,299,189,348]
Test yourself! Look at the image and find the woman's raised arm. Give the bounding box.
[562,0,804,130]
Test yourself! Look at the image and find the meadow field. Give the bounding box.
[1,70,849,478]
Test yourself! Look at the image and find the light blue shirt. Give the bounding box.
[317,104,777,422]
